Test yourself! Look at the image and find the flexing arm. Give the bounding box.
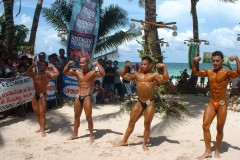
[228,55,240,78]
[47,64,59,79]
[92,61,105,77]
[192,56,207,77]
[155,63,169,84]
[120,62,135,81]
[26,61,37,78]
[63,60,76,76]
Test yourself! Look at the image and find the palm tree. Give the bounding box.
[29,0,44,53]
[3,0,16,52]
[129,0,162,62]
[188,0,236,88]
[15,24,29,46]
[0,14,30,52]
[42,0,138,58]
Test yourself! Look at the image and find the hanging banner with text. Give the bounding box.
[0,74,56,112]
[203,52,231,68]
[188,43,199,69]
[67,0,100,62]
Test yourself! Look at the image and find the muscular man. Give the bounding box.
[192,51,240,159]
[26,61,59,137]
[63,57,105,143]
[118,56,169,151]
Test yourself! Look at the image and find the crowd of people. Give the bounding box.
[0,48,142,118]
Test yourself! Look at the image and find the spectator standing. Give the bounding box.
[122,61,133,101]
[57,48,68,99]
[103,60,115,93]
[113,60,124,101]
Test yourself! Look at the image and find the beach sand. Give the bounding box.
[0,94,240,160]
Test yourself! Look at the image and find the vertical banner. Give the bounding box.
[188,43,199,69]
[67,0,100,62]
[203,52,231,68]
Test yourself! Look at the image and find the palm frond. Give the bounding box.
[42,8,68,30]
[98,4,128,39]
[93,50,119,60]
[95,30,138,53]
[138,0,145,7]
[15,24,29,45]
[50,0,72,22]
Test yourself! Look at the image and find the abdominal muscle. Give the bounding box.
[135,82,155,101]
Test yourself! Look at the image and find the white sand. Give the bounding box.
[0,95,240,160]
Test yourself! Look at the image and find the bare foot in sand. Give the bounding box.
[197,151,212,160]
[117,141,128,147]
[35,129,41,133]
[142,144,149,151]
[90,136,95,144]
[41,131,46,137]
[214,151,221,159]
[67,134,78,140]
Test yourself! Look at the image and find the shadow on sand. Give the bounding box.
[45,109,73,134]
[199,139,240,153]
[136,135,180,147]
[0,132,4,147]
[78,128,123,140]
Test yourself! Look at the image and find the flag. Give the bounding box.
[188,43,199,69]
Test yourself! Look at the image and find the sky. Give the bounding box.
[1,0,240,63]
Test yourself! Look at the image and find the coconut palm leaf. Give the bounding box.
[96,30,139,53]
[42,8,68,30]
[15,24,29,45]
[98,4,128,39]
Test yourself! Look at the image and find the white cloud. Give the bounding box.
[14,14,32,28]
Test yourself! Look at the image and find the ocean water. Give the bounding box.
[118,62,237,82]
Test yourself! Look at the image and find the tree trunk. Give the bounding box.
[29,0,43,54]
[189,0,199,88]
[144,0,162,62]
[3,0,16,52]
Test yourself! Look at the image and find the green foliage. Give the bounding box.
[155,98,189,119]
[228,96,240,112]
[136,40,164,65]
[121,95,189,119]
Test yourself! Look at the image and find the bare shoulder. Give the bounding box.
[205,69,212,73]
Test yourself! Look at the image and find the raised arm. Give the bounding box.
[228,55,240,78]
[26,61,37,78]
[192,56,207,77]
[63,60,77,76]
[92,61,105,77]
[120,62,135,81]
[155,63,169,84]
[47,64,59,79]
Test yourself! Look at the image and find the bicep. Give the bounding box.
[155,75,165,84]
[122,73,135,81]
[228,70,240,78]
[194,69,207,77]
[65,70,76,76]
